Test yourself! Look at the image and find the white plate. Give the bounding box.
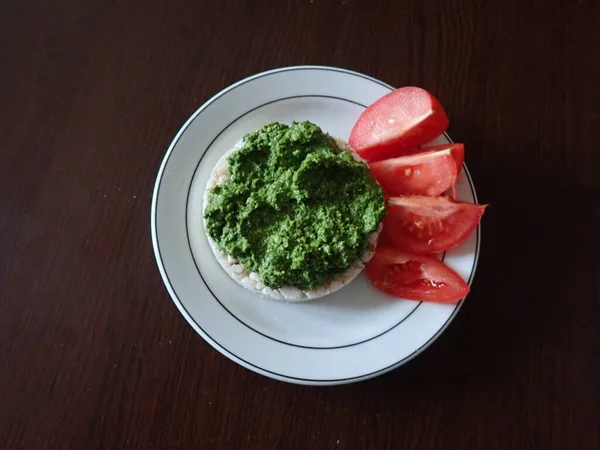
[151,66,480,385]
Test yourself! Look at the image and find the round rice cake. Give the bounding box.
[202,137,383,303]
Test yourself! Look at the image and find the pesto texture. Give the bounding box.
[204,121,386,290]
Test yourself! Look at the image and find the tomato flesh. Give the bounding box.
[366,245,469,303]
[349,87,449,161]
[448,143,464,173]
[404,143,464,173]
[383,196,487,254]
[368,147,458,197]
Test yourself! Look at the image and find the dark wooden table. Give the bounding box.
[2,0,599,448]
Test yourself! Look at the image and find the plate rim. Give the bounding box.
[151,65,481,385]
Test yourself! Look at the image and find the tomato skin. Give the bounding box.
[366,245,469,303]
[383,196,487,255]
[349,87,449,162]
[368,148,458,197]
[398,143,464,170]
[406,143,464,172]
[448,143,464,173]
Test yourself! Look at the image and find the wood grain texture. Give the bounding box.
[1,0,599,448]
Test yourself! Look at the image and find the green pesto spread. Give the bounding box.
[204,121,386,290]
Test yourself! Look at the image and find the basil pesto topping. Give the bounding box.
[204,121,386,290]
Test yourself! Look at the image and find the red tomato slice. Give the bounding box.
[407,143,464,173]
[368,147,458,197]
[349,87,449,162]
[366,245,469,303]
[383,196,487,254]
[449,143,464,172]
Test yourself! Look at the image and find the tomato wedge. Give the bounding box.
[383,196,487,254]
[366,245,469,303]
[349,87,449,162]
[405,143,464,174]
[448,143,464,173]
[368,147,458,197]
